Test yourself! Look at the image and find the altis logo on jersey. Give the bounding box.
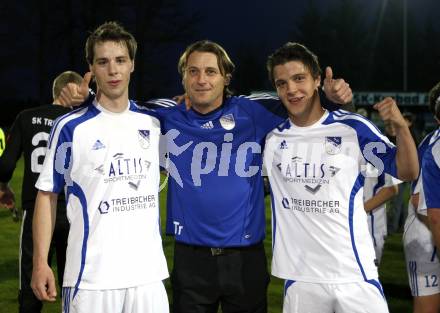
[94,152,151,185]
[276,156,340,194]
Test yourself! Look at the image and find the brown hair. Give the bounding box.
[267,42,321,86]
[178,40,235,96]
[85,21,137,65]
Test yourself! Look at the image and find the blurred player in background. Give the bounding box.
[406,81,440,313]
[363,166,400,264]
[0,71,81,313]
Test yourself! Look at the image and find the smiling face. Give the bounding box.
[273,60,322,126]
[182,51,229,114]
[89,40,134,108]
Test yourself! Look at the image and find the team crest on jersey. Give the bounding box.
[324,136,342,155]
[138,130,150,149]
[220,114,235,130]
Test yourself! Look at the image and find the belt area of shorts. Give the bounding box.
[176,241,263,256]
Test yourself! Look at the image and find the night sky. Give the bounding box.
[1,0,439,127]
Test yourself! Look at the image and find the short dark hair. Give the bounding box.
[85,21,137,65]
[266,42,321,86]
[178,40,235,97]
[429,81,440,120]
[52,71,83,100]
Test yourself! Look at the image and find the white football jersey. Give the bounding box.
[36,100,168,290]
[264,110,397,283]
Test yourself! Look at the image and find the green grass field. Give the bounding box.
[0,159,412,312]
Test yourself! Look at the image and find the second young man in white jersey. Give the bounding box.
[263,42,418,313]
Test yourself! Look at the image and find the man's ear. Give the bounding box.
[316,75,321,88]
[131,59,135,73]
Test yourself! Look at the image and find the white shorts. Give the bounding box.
[62,281,169,313]
[403,202,440,296]
[283,280,389,313]
[406,261,440,297]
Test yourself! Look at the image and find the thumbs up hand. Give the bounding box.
[323,66,352,104]
[59,72,93,107]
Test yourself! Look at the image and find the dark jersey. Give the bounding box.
[0,104,71,209]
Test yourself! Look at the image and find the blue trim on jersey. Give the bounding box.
[48,106,88,149]
[327,112,397,178]
[333,109,385,136]
[411,131,436,193]
[369,212,377,247]
[51,105,100,193]
[350,173,385,297]
[62,287,71,313]
[269,184,277,250]
[422,134,440,209]
[284,280,296,296]
[409,261,419,296]
[373,173,386,195]
[62,287,66,313]
[431,247,437,262]
[66,183,89,299]
[369,171,385,249]
[366,279,385,298]
[276,118,291,132]
[349,174,367,278]
[145,98,178,108]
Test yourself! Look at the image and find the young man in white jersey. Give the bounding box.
[263,42,418,313]
[408,81,440,313]
[31,22,169,313]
